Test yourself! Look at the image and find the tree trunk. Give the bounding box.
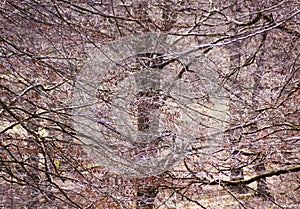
[136,184,158,209]
[252,34,271,199]
[135,64,160,209]
[134,1,173,206]
[228,40,248,194]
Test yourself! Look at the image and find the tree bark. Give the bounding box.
[228,40,248,193]
[252,34,272,199]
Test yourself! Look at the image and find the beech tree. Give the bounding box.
[1,0,299,208]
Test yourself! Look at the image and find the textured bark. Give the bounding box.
[228,41,248,194]
[253,34,272,199]
[136,184,158,209]
[135,61,160,209]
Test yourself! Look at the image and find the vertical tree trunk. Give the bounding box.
[134,1,174,207]
[134,1,158,206]
[255,163,271,198]
[136,182,158,209]
[135,66,160,209]
[252,34,271,199]
[228,40,248,194]
[227,4,249,194]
